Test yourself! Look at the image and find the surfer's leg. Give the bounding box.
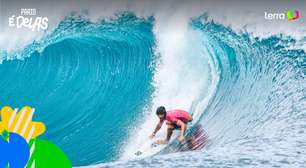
[166,124,174,141]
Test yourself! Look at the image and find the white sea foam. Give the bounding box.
[120,25,219,160]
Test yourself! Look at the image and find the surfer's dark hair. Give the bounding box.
[156,106,166,115]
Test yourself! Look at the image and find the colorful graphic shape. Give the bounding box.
[287,10,300,21]
[0,106,72,168]
[0,106,46,142]
[26,139,72,168]
[0,132,30,168]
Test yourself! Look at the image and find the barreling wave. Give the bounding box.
[0,12,157,166]
[91,14,306,167]
[0,11,305,168]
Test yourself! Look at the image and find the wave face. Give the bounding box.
[1,12,305,167]
[0,13,156,166]
[92,15,306,167]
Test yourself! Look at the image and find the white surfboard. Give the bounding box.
[133,131,180,158]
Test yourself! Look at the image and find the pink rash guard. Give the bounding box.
[165,109,191,124]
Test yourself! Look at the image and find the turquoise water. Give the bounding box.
[0,12,305,167]
[0,13,156,165]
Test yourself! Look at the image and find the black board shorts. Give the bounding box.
[166,121,188,130]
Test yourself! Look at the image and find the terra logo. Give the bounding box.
[264,9,301,21]
[0,106,72,168]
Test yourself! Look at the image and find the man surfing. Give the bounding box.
[149,106,193,144]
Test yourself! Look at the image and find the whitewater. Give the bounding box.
[0,0,305,167]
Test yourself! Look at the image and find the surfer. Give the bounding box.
[149,106,193,144]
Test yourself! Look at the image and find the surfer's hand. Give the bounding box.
[149,133,155,139]
[178,135,185,142]
[156,139,168,145]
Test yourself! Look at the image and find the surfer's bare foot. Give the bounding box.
[156,139,168,144]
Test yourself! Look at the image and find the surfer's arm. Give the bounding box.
[151,120,163,137]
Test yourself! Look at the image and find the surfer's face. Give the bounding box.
[158,114,165,120]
